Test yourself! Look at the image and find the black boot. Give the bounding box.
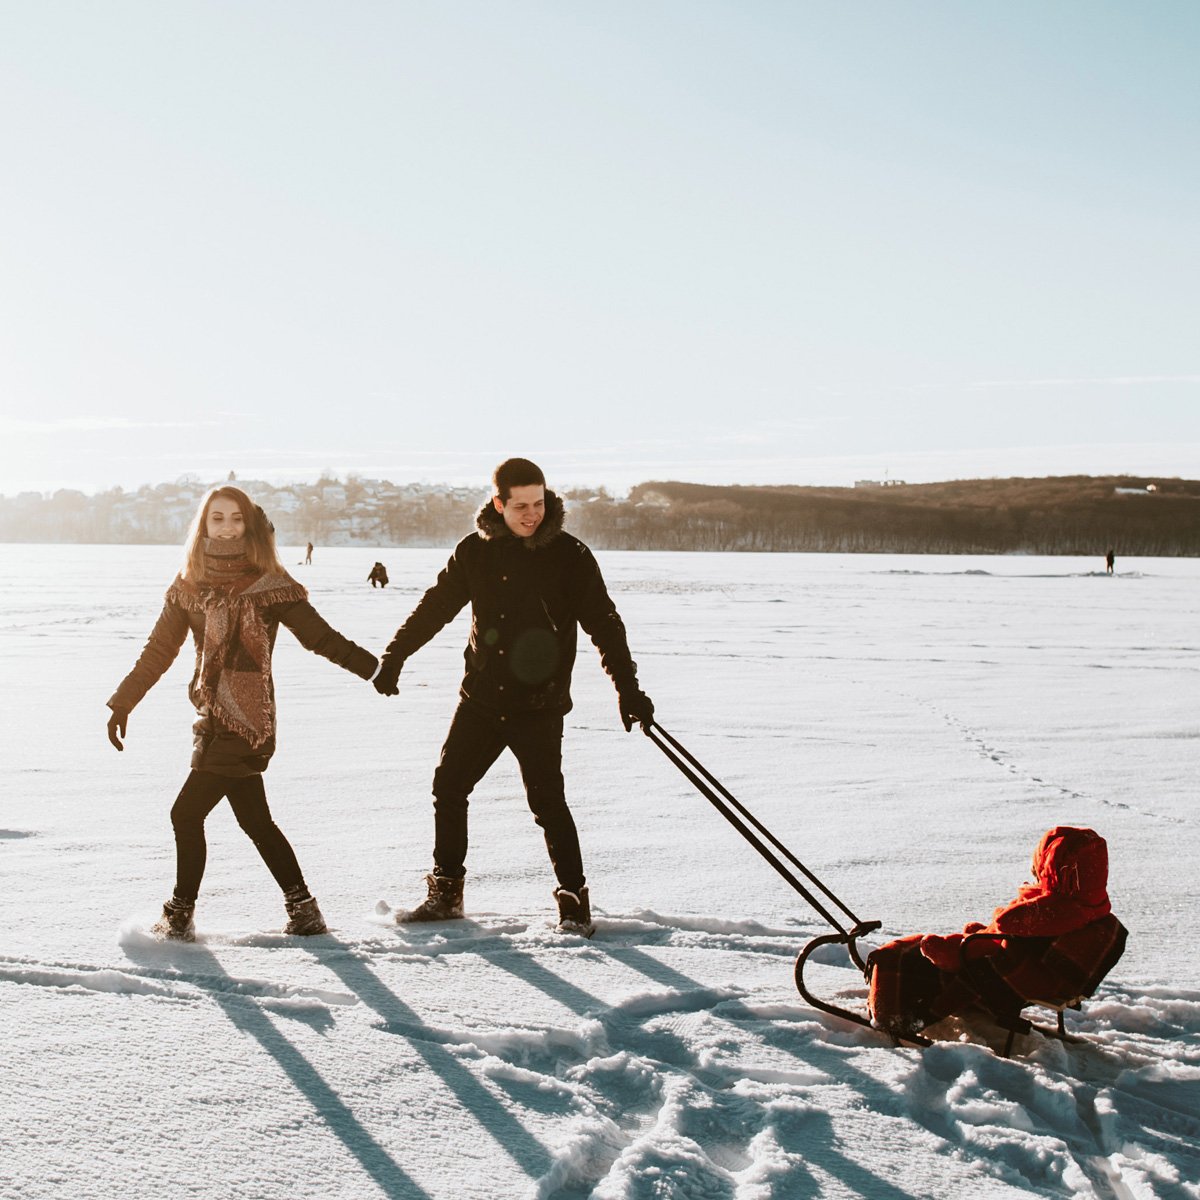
[151,895,196,942]
[283,886,328,936]
[397,873,465,923]
[554,885,594,938]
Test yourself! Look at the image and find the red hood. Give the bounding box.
[1032,826,1109,907]
[920,824,1113,958]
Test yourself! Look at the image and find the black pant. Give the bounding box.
[170,770,306,902]
[431,702,585,892]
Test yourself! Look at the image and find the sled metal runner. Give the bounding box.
[643,722,915,1040]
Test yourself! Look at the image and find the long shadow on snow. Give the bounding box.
[611,944,1164,1200]
[300,937,552,1184]
[603,943,924,1200]
[409,924,923,1200]
[122,940,429,1200]
[403,929,770,1198]
[385,918,607,1048]
[385,920,1193,1196]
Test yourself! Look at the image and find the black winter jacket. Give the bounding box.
[108,588,377,776]
[379,492,640,715]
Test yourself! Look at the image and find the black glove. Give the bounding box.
[618,688,654,733]
[373,658,403,696]
[107,707,129,751]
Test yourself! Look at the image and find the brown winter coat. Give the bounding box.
[108,582,377,776]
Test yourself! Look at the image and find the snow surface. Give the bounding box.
[3,545,1199,1200]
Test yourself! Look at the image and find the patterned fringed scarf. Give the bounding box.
[166,539,307,747]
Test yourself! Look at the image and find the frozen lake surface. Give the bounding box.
[3,545,1198,1198]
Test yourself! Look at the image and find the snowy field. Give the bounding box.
[2,544,1198,1200]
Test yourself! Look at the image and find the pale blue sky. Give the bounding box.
[1,1,1196,494]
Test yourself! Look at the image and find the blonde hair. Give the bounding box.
[181,486,286,582]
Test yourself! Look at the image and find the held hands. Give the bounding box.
[618,688,655,733]
[107,707,129,751]
[373,658,403,697]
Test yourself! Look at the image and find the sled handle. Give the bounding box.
[644,721,869,935]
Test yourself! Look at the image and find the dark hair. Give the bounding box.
[493,458,545,502]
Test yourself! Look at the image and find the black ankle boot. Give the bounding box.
[151,895,196,942]
[283,886,328,936]
[397,873,465,923]
[554,885,594,938]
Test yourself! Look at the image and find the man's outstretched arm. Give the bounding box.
[374,549,471,695]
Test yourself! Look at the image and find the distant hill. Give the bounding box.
[566,476,1200,555]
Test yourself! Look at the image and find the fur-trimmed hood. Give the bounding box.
[475,489,565,550]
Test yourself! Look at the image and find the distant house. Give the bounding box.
[272,490,302,513]
[1114,486,1155,495]
[165,500,195,524]
[854,480,882,489]
[637,490,672,508]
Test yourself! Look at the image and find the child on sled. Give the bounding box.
[867,826,1125,1040]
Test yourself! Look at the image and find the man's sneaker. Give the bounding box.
[151,896,196,942]
[554,886,595,938]
[396,873,465,923]
[283,888,328,936]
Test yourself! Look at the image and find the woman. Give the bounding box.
[107,486,377,940]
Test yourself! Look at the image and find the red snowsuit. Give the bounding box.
[867,826,1122,1037]
[919,825,1112,971]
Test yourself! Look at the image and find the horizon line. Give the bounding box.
[3,468,1194,504]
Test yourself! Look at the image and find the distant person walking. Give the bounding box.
[1106,547,1115,575]
[106,486,377,940]
[373,457,654,936]
[305,541,314,565]
[367,562,390,588]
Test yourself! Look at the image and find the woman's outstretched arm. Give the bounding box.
[275,600,378,679]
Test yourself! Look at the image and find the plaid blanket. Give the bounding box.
[867,915,1128,1036]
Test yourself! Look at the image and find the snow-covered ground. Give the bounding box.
[3,545,1198,1199]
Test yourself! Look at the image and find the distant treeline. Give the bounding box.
[568,476,1200,556]
[2,475,1197,555]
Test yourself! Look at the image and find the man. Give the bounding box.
[374,458,654,935]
